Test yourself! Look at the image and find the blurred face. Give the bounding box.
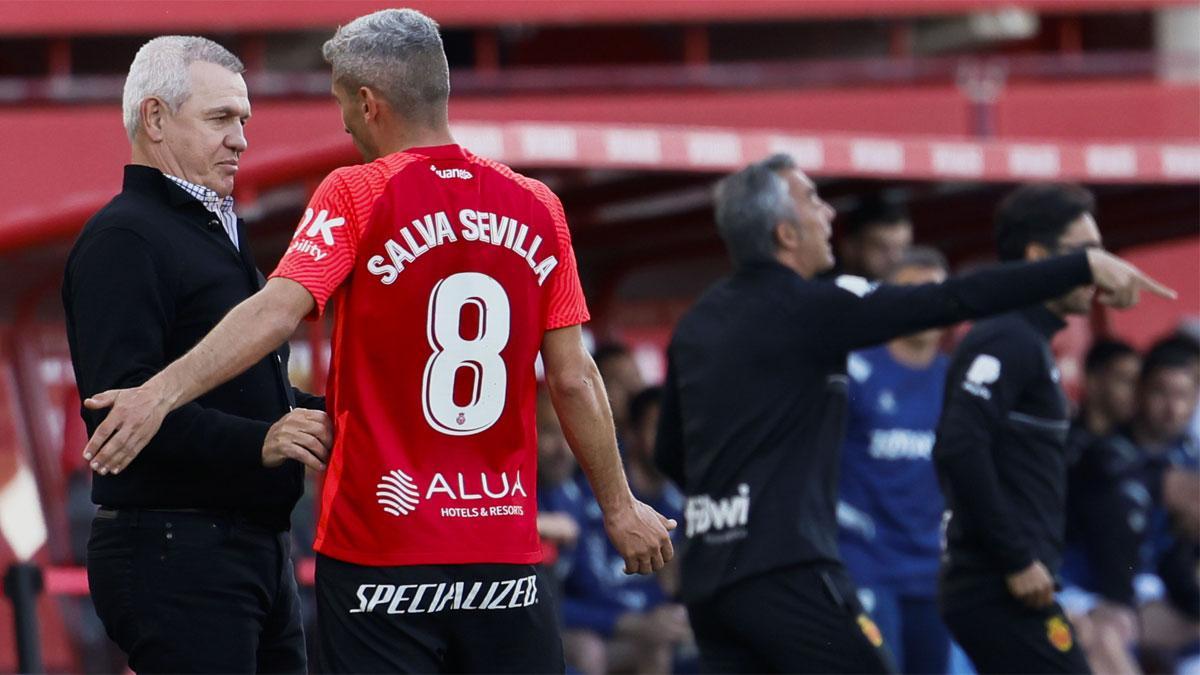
[856,222,914,280]
[536,392,575,487]
[159,61,249,197]
[1041,213,1103,316]
[598,354,644,432]
[891,264,947,345]
[779,169,837,277]
[1138,367,1200,444]
[332,80,379,161]
[1087,354,1142,426]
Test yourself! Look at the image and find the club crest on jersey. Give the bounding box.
[857,614,884,648]
[376,468,528,518]
[1046,616,1073,652]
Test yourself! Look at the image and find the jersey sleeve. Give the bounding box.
[539,190,590,330]
[270,170,362,317]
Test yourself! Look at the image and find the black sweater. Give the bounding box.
[63,165,323,523]
[655,253,1092,603]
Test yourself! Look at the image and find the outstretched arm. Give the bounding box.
[820,250,1174,356]
[83,277,315,475]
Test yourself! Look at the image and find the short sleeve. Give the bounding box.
[270,170,361,317]
[540,191,589,330]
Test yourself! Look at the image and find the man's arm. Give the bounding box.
[653,353,686,488]
[83,277,316,474]
[541,325,676,575]
[67,229,306,473]
[933,332,1052,607]
[819,250,1173,355]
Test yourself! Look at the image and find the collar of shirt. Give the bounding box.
[734,259,799,281]
[163,175,234,215]
[1018,304,1068,339]
[163,174,240,250]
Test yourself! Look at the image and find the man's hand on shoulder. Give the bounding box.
[604,498,676,575]
[263,409,332,471]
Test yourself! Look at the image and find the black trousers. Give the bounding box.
[315,554,565,674]
[687,563,897,674]
[86,508,305,674]
[942,592,1092,675]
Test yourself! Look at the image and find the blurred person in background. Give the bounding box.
[837,246,953,675]
[626,386,686,598]
[1126,335,1200,673]
[1062,338,1145,674]
[655,156,1170,674]
[62,36,329,673]
[1077,339,1143,443]
[836,196,914,281]
[595,342,646,447]
[537,386,582,574]
[79,10,674,673]
[546,385,689,675]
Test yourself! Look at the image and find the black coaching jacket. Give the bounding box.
[654,253,1093,603]
[63,165,323,524]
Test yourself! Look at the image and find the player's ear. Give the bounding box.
[358,86,380,120]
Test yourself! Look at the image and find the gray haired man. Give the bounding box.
[63,36,330,672]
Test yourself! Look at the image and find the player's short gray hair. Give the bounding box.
[714,155,799,267]
[322,9,450,127]
[122,36,244,142]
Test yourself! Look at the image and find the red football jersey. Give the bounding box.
[271,144,589,566]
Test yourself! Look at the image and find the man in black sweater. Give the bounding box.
[934,184,1122,673]
[63,36,329,673]
[654,156,1172,673]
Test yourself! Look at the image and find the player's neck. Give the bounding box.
[887,337,938,368]
[377,125,456,158]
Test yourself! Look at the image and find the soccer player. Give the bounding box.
[655,157,1172,673]
[837,246,953,674]
[934,184,1125,674]
[79,9,674,673]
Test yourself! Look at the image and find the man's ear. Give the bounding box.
[1025,241,1052,262]
[358,86,384,122]
[775,220,801,250]
[139,97,167,143]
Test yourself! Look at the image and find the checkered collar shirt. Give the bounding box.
[163,174,240,250]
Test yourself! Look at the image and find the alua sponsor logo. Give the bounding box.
[376,468,527,517]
